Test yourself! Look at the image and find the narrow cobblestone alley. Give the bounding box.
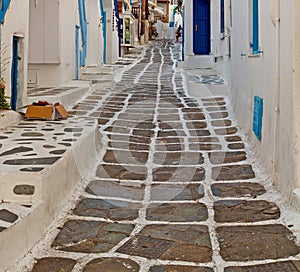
[14,40,300,272]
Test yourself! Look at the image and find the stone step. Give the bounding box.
[184,55,214,69]
[0,117,102,271]
[81,65,113,74]
[26,84,90,111]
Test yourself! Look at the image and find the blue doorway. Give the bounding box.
[193,0,210,55]
[11,36,19,111]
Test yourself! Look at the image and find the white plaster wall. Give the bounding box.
[28,0,79,86]
[103,0,119,64]
[1,0,30,108]
[275,0,295,198]
[228,0,300,201]
[294,0,300,196]
[211,0,232,82]
[183,0,194,56]
[86,0,103,66]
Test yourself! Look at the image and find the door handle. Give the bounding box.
[195,24,198,32]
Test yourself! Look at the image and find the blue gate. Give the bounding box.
[193,0,210,55]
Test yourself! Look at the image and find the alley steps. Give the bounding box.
[26,84,90,112]
[80,66,114,81]
[184,54,214,69]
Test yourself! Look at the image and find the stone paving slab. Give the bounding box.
[151,184,204,201]
[153,167,205,182]
[212,164,255,180]
[117,224,212,262]
[146,202,208,222]
[224,261,300,272]
[217,224,300,261]
[211,182,266,198]
[208,151,247,164]
[83,258,140,272]
[103,149,149,164]
[73,198,141,220]
[31,257,76,272]
[149,266,214,272]
[97,164,148,181]
[52,220,134,253]
[214,200,280,222]
[85,180,145,200]
[153,152,204,165]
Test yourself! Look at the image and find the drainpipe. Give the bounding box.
[272,0,280,183]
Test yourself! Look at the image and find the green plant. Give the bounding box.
[0,80,9,110]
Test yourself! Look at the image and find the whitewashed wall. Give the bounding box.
[103,0,119,64]
[2,0,30,108]
[28,0,79,87]
[183,0,194,56]
[227,0,300,203]
[293,1,300,206]
[86,0,104,66]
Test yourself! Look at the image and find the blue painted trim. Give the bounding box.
[113,0,121,57]
[0,0,11,24]
[99,0,107,64]
[252,0,259,53]
[253,95,263,141]
[10,36,18,111]
[78,0,87,66]
[103,11,107,64]
[220,0,224,33]
[75,25,80,80]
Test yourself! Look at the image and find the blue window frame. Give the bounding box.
[250,0,259,54]
[220,0,224,33]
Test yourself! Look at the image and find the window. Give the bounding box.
[250,0,259,54]
[220,0,224,33]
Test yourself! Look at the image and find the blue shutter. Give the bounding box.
[253,96,263,141]
[252,0,259,53]
[220,0,224,33]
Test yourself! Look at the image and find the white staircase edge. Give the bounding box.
[0,124,102,271]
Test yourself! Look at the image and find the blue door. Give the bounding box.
[193,0,210,55]
[11,36,19,111]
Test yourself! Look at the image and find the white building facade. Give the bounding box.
[1,0,30,110]
[183,0,300,208]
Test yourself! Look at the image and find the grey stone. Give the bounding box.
[83,258,140,272]
[31,257,76,272]
[13,185,35,195]
[217,224,299,261]
[0,209,18,223]
[4,157,61,165]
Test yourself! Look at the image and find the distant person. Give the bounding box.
[176,25,182,42]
